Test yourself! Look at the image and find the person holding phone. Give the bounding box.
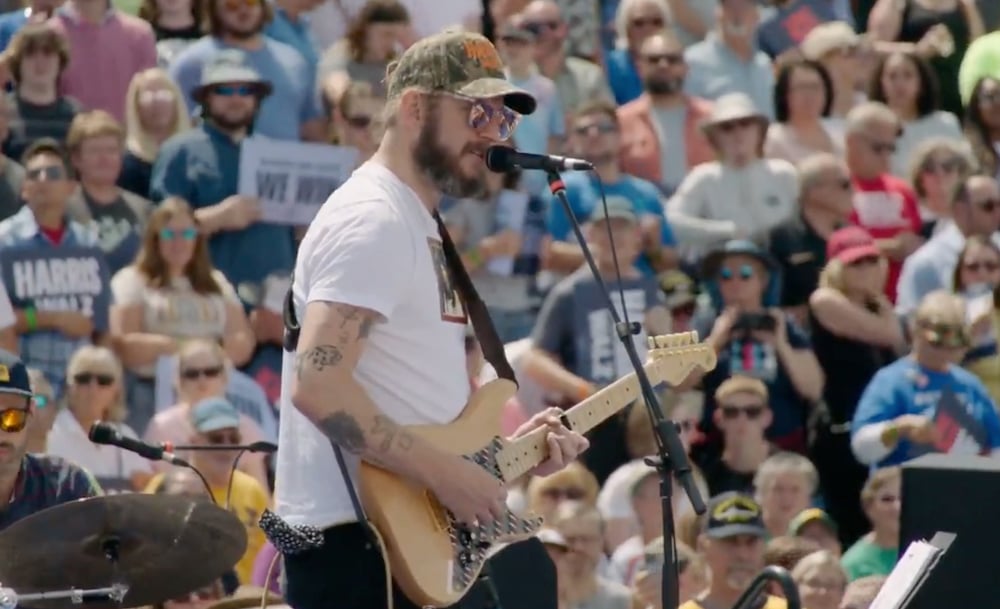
[692,240,824,462]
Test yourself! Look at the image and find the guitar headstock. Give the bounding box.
[645,331,718,386]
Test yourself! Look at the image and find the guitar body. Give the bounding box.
[357,331,718,608]
[358,378,543,608]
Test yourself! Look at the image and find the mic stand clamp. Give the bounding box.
[545,170,706,609]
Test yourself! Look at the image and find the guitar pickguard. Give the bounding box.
[444,436,544,594]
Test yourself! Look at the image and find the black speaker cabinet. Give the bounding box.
[900,454,1000,609]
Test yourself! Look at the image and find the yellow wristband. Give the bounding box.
[880,423,900,447]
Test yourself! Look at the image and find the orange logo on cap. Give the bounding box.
[463,39,502,71]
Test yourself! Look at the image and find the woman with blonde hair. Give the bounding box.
[142,339,269,490]
[808,226,902,546]
[949,235,1000,403]
[111,197,254,432]
[524,461,600,521]
[46,346,153,492]
[791,550,848,609]
[120,68,190,198]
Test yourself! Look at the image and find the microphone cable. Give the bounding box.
[225,442,276,510]
[159,441,218,505]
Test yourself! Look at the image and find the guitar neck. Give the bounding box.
[496,365,655,482]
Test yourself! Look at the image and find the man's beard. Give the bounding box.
[644,76,683,96]
[413,108,488,199]
[208,110,255,132]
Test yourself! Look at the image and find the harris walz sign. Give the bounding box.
[1,246,111,330]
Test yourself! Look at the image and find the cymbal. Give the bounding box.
[0,494,248,609]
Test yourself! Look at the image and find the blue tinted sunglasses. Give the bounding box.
[33,394,49,408]
[212,84,257,97]
[160,228,198,241]
[719,264,754,281]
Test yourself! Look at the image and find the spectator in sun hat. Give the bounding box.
[150,48,297,314]
[0,348,101,531]
[693,239,824,461]
[789,507,842,557]
[800,22,867,119]
[666,93,797,257]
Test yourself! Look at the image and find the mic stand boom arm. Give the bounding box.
[544,170,706,609]
[729,566,801,609]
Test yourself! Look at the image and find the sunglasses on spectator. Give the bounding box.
[160,227,198,241]
[867,139,896,155]
[572,122,616,137]
[916,321,970,349]
[33,394,50,409]
[922,158,962,174]
[435,91,520,141]
[972,198,1000,213]
[345,115,372,129]
[630,16,664,28]
[207,430,242,445]
[541,486,586,501]
[718,264,754,281]
[0,408,29,433]
[876,494,900,504]
[26,166,65,182]
[138,90,175,105]
[964,260,999,273]
[523,20,559,35]
[979,90,1000,105]
[670,301,697,317]
[643,53,683,66]
[73,372,115,386]
[211,84,257,97]
[180,365,225,381]
[717,118,758,133]
[720,404,765,420]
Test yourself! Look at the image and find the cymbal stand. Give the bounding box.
[0,583,129,609]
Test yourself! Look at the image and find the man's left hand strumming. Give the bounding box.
[509,407,590,477]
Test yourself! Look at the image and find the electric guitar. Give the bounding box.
[358,331,717,607]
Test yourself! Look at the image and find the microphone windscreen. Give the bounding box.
[88,422,116,443]
[248,441,278,453]
[484,145,515,173]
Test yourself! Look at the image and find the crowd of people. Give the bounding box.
[0,0,998,607]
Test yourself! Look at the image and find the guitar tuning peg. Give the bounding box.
[647,337,656,350]
[690,330,700,343]
[654,335,667,348]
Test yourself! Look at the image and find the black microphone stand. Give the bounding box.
[729,566,802,609]
[546,170,706,609]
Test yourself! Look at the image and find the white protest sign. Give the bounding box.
[238,137,360,226]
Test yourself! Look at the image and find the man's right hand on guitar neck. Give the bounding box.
[426,453,509,525]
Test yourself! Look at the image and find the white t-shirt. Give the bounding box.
[0,281,15,331]
[274,162,471,528]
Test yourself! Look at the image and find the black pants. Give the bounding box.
[810,425,870,547]
[283,523,556,609]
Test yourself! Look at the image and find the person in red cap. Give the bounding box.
[808,225,905,546]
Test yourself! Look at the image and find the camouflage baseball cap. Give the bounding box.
[386,29,537,116]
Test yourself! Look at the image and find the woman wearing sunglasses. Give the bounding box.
[24,367,55,453]
[142,339,269,491]
[110,197,255,435]
[852,290,1000,470]
[46,345,153,493]
[808,227,904,546]
[950,235,1000,404]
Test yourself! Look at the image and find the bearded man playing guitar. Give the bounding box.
[270,29,590,609]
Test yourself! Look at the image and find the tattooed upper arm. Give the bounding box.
[295,302,381,380]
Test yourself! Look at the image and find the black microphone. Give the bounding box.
[170,441,278,453]
[484,145,593,173]
[88,422,187,466]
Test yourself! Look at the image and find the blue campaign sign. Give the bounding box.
[1,245,112,331]
[571,276,657,386]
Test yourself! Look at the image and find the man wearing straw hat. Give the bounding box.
[666,92,798,257]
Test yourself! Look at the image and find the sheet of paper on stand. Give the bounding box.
[869,532,955,609]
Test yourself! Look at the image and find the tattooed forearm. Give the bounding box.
[318,411,367,454]
[333,304,376,341]
[371,415,415,454]
[296,344,343,379]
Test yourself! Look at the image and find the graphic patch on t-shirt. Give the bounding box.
[427,238,467,324]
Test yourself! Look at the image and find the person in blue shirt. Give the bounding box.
[852,290,1000,470]
[546,99,677,279]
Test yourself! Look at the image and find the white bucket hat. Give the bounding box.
[699,93,769,135]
